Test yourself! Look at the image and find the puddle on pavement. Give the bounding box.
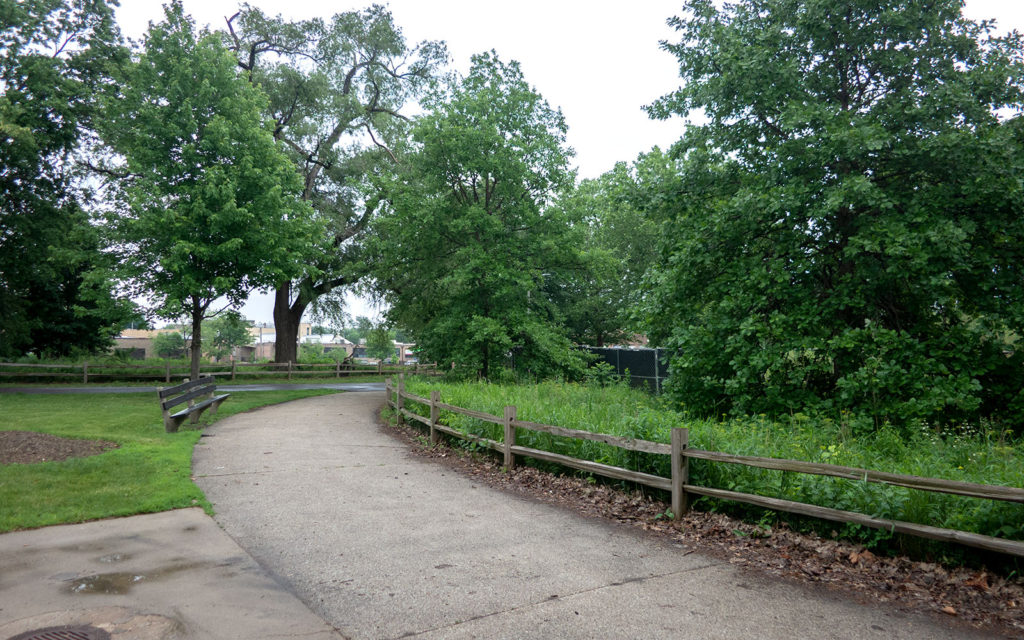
[65,571,146,594]
[62,562,206,595]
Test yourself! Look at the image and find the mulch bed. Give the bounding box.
[0,430,119,465]
[381,414,1024,638]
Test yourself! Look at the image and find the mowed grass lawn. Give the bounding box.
[0,374,389,387]
[0,389,339,532]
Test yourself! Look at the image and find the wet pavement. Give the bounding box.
[0,508,341,639]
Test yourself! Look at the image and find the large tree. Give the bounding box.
[99,2,316,381]
[222,5,446,364]
[369,52,584,379]
[555,156,663,347]
[644,0,1024,428]
[0,0,134,357]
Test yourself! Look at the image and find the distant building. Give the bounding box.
[113,327,186,359]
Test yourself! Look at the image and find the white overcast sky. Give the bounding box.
[113,1,1024,325]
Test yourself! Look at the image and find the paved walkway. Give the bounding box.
[192,392,984,640]
[0,508,340,639]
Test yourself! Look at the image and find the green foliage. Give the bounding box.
[370,52,585,380]
[297,342,349,364]
[340,315,375,345]
[202,311,252,360]
[151,331,186,359]
[554,160,661,347]
[403,378,1024,546]
[0,0,134,358]
[643,0,1024,429]
[223,6,447,361]
[98,2,317,381]
[365,325,395,361]
[583,361,621,388]
[0,389,339,531]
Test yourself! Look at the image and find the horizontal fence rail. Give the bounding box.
[384,376,1024,558]
[1,360,437,384]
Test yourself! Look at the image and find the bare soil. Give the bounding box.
[382,416,1024,638]
[0,430,119,465]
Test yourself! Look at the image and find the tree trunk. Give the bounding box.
[272,282,307,364]
[190,300,203,382]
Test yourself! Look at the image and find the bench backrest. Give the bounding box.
[159,377,217,411]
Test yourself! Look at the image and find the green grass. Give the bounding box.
[0,389,340,532]
[402,377,1024,546]
[0,374,388,387]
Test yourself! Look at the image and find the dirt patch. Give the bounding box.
[382,415,1024,638]
[0,430,119,464]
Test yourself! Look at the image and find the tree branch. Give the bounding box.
[361,123,398,163]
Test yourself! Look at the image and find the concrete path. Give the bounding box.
[0,508,341,639]
[193,392,984,640]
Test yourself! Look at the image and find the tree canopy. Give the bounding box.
[369,52,584,379]
[0,0,134,357]
[223,5,447,363]
[99,2,317,379]
[555,158,662,347]
[644,0,1024,428]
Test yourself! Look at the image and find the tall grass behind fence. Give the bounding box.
[399,377,1024,550]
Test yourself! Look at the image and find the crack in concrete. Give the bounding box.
[196,462,422,478]
[392,561,727,639]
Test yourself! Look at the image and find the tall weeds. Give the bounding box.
[404,377,1024,543]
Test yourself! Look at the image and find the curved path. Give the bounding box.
[193,392,983,640]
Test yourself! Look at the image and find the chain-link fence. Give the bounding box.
[580,346,669,392]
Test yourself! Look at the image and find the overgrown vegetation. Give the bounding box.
[0,389,340,532]
[402,377,1024,549]
[641,0,1024,430]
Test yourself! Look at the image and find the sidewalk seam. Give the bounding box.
[392,561,728,639]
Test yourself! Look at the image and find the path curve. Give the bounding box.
[192,392,984,640]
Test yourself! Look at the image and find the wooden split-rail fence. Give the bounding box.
[385,376,1024,558]
[0,360,438,384]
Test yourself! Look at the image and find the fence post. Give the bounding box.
[231,361,236,382]
[671,427,689,520]
[397,373,405,425]
[82,361,88,384]
[288,361,293,380]
[503,405,517,469]
[430,390,440,444]
[385,377,392,407]
[336,361,340,378]
[165,362,171,383]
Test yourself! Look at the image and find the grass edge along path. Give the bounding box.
[0,389,340,532]
[403,378,1024,550]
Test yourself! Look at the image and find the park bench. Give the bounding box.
[157,376,230,433]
